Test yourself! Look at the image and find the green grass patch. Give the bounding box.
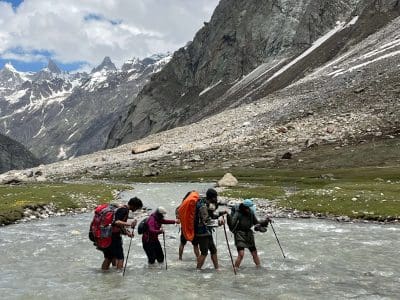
[215,167,400,221]
[220,185,285,199]
[0,182,132,225]
[281,180,400,220]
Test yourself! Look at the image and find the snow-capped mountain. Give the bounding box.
[0,54,171,163]
[91,56,117,73]
[0,63,31,91]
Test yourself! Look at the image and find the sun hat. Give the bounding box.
[156,206,167,215]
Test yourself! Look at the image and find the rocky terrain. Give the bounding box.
[2,9,399,183]
[0,54,170,165]
[106,0,400,148]
[0,133,40,173]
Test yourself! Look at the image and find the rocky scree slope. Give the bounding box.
[0,134,40,174]
[5,10,400,182]
[0,55,170,163]
[106,0,398,147]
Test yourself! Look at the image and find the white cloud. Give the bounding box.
[0,0,219,69]
[1,50,48,63]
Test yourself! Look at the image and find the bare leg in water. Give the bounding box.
[193,244,200,258]
[234,249,245,269]
[196,253,219,270]
[251,250,261,267]
[101,258,112,270]
[179,243,200,260]
[178,243,185,260]
[211,253,219,270]
[115,258,124,270]
[197,254,207,269]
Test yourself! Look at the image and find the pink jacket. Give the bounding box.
[142,212,175,242]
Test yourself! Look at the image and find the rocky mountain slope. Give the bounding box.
[1,0,399,182]
[0,54,171,163]
[107,0,400,148]
[0,133,40,174]
[2,0,398,182]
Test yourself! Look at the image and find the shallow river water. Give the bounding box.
[0,183,399,300]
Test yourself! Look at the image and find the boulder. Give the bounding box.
[281,152,292,159]
[131,143,161,154]
[217,173,238,187]
[189,154,202,162]
[320,173,335,180]
[142,168,160,177]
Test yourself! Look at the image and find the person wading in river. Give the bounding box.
[101,197,143,271]
[142,207,179,267]
[176,192,200,260]
[195,188,227,270]
[227,199,271,269]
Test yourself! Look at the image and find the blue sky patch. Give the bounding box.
[0,58,85,73]
[1,0,24,9]
[84,13,122,25]
[0,48,85,72]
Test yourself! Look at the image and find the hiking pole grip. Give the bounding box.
[222,216,237,275]
[270,222,286,259]
[123,232,134,276]
[163,231,168,270]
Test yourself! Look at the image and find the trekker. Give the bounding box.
[178,232,200,261]
[101,197,143,271]
[176,192,200,260]
[195,188,226,270]
[227,199,271,269]
[142,207,179,267]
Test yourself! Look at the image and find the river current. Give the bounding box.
[0,183,399,299]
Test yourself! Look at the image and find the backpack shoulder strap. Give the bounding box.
[231,212,241,233]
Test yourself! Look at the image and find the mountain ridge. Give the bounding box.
[0,133,40,174]
[106,0,400,148]
[0,54,171,163]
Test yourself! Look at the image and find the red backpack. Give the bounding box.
[89,204,119,249]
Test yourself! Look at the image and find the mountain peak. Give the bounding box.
[91,56,117,73]
[4,62,17,73]
[47,59,62,74]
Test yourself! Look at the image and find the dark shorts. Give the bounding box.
[102,235,124,260]
[197,235,217,256]
[237,246,257,252]
[180,234,199,246]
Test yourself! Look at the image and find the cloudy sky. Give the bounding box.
[0,0,219,72]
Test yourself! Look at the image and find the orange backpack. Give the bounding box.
[177,191,200,241]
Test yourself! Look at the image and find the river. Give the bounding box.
[0,183,399,299]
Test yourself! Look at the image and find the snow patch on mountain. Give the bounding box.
[199,80,222,96]
[82,71,109,92]
[5,89,28,104]
[153,55,172,73]
[57,146,68,160]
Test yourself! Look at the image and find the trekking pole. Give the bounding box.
[163,231,168,270]
[123,231,134,276]
[270,222,286,259]
[222,216,237,275]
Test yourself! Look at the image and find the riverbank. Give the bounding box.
[2,166,399,226]
[0,182,131,225]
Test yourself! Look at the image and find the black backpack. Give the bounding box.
[137,217,149,235]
